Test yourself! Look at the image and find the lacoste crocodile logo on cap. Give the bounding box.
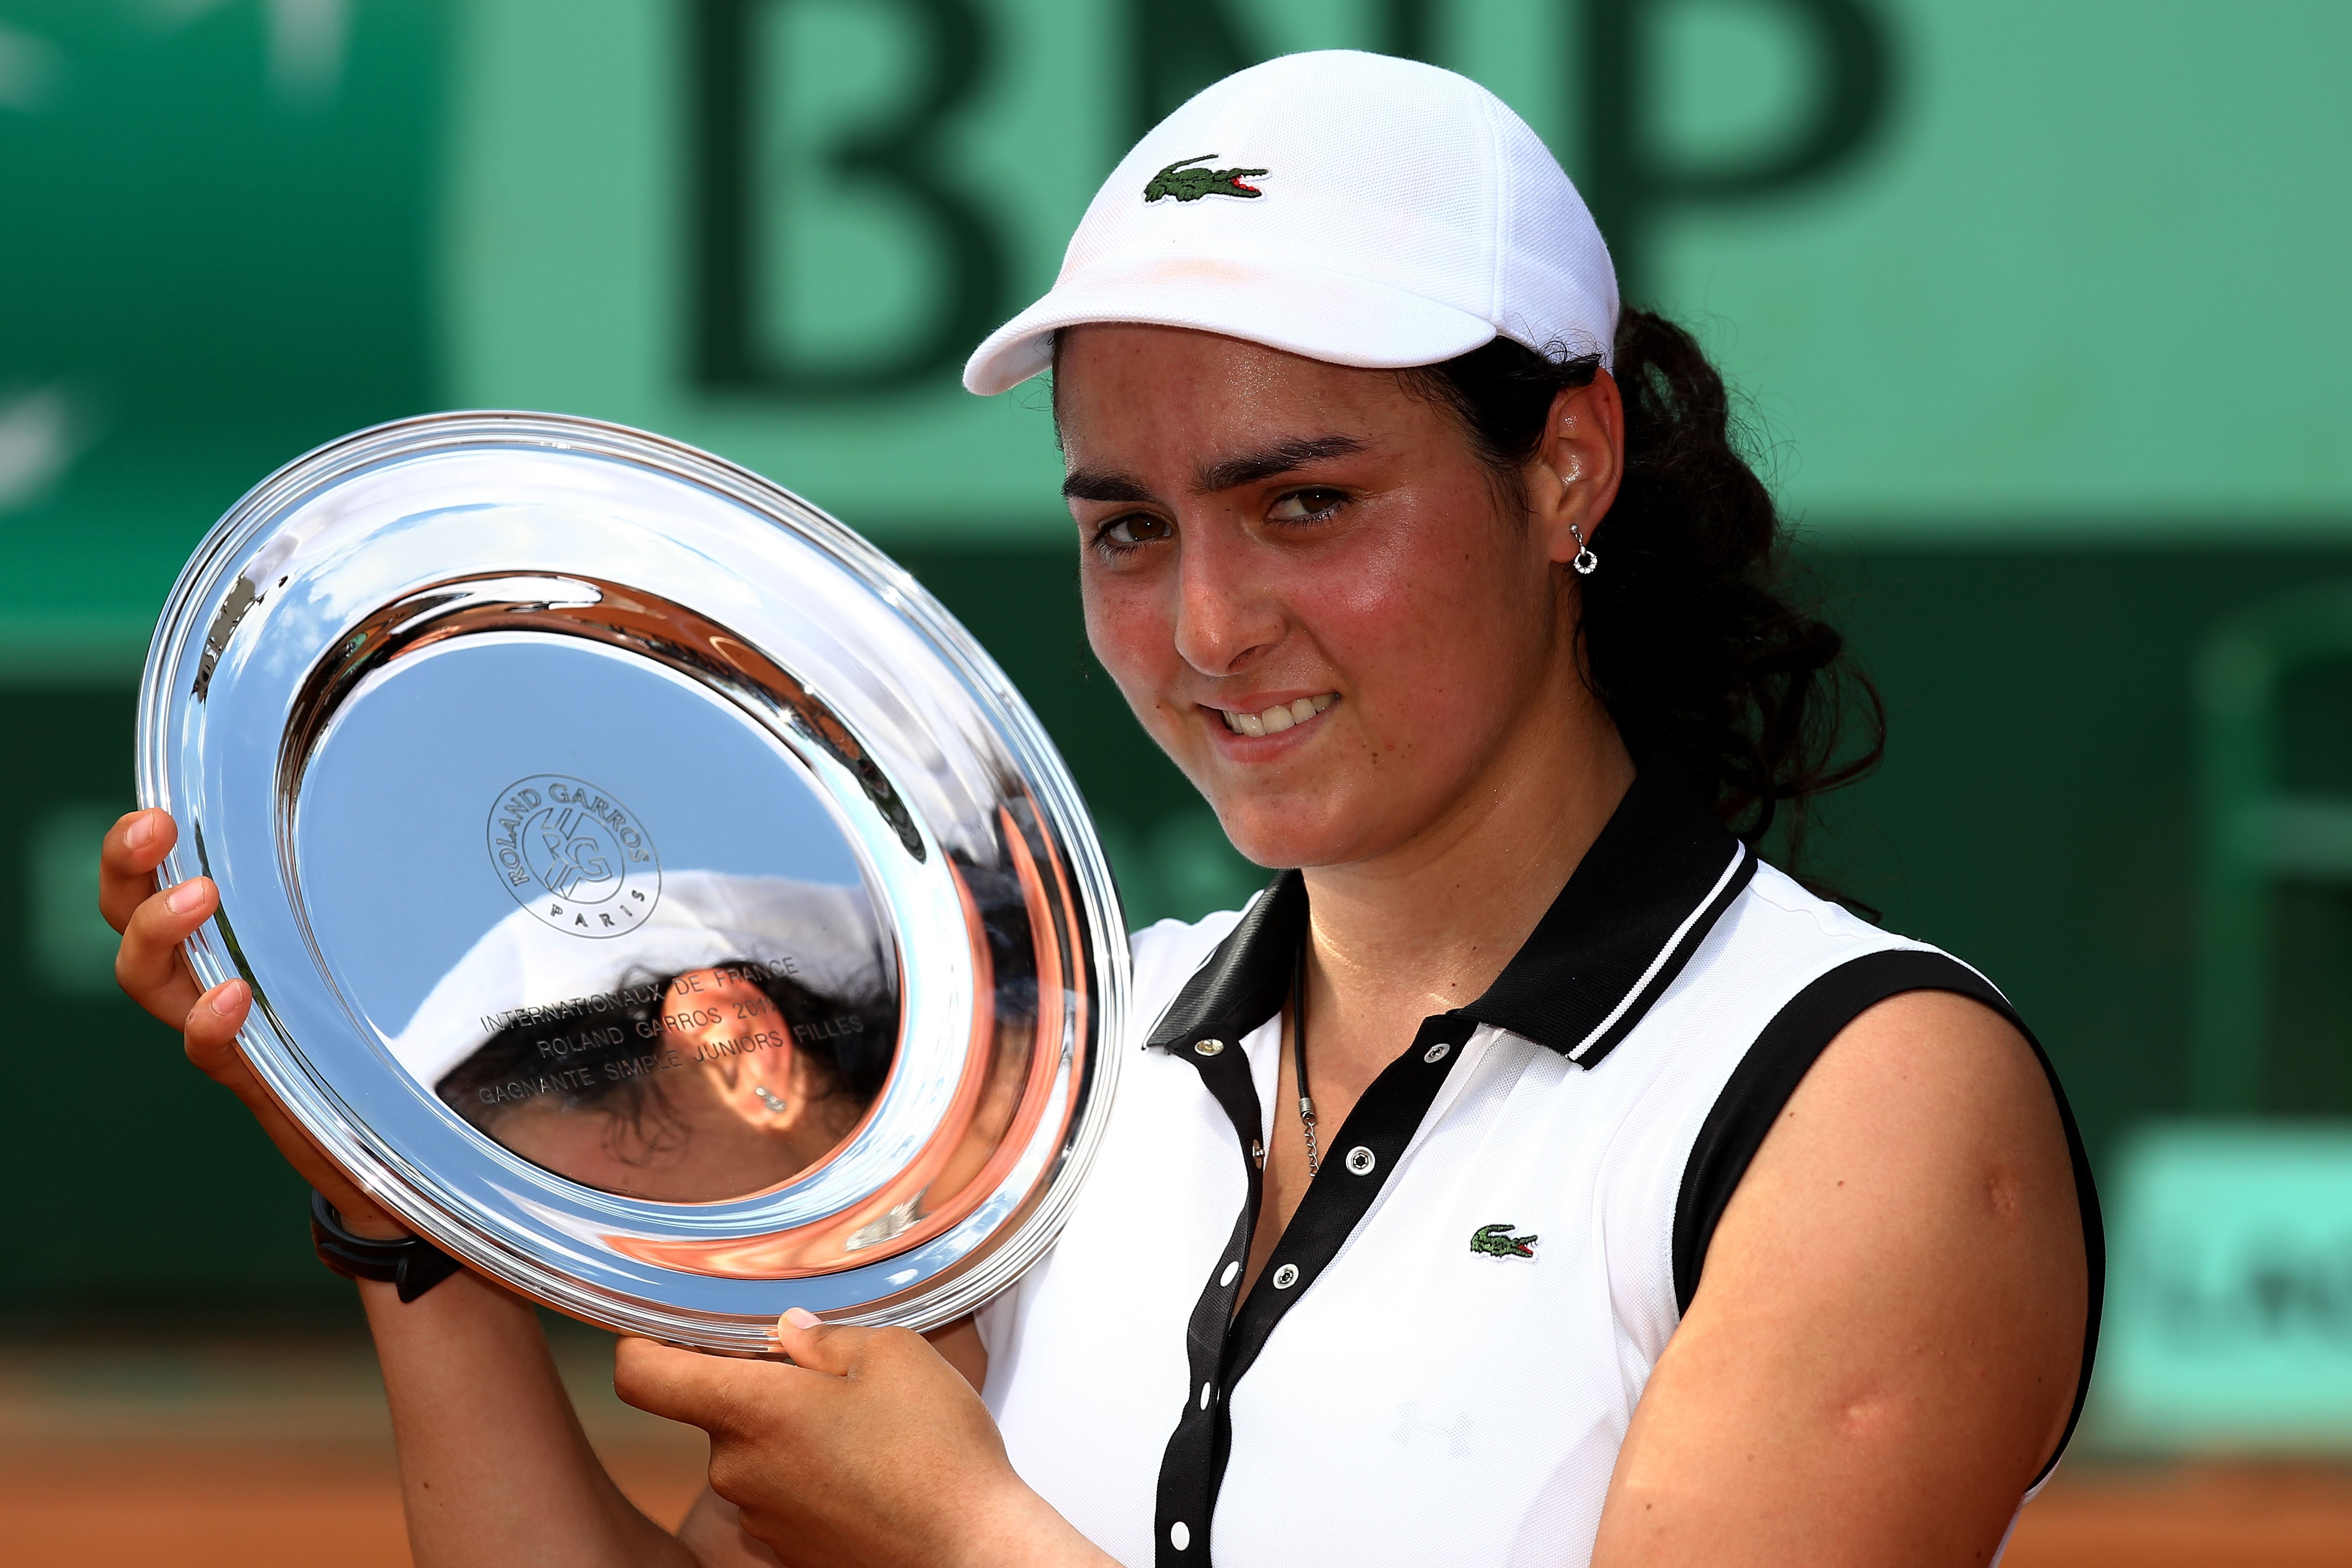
[1470,1223,1538,1260]
[1143,154,1268,203]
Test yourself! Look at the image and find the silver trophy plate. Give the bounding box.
[138,412,1127,1349]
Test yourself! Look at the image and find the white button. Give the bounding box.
[1272,1263,1299,1289]
[1193,1038,1225,1057]
[1345,1145,1376,1176]
[1200,1381,1213,1409]
[1171,1520,1191,1551]
[1219,1261,1240,1287]
[1423,1041,1451,1064]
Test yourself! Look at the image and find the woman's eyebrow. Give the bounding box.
[1060,434,1369,504]
[1061,469,1155,503]
[1195,434,1366,493]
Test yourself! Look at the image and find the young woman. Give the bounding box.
[103,51,2095,1568]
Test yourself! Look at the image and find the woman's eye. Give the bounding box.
[1098,514,1174,550]
[1266,489,1348,524]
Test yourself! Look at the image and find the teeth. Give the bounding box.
[1221,695,1337,736]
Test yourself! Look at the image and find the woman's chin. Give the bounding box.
[1211,802,1384,876]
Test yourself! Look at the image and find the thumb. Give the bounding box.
[614,1336,771,1431]
[770,1305,863,1374]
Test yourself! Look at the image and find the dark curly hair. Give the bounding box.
[1398,307,1885,882]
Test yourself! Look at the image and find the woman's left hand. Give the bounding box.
[615,1312,1108,1568]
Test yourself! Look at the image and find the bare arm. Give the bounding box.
[1592,990,2089,1568]
[361,1267,718,1567]
[102,808,759,1568]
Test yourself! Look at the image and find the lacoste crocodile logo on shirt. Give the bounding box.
[1470,1223,1538,1259]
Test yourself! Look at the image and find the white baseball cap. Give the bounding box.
[962,49,1618,397]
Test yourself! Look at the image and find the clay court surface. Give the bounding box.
[6,1331,2351,1567]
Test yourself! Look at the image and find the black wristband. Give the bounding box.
[310,1189,462,1304]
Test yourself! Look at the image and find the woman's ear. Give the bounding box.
[1523,371,1625,564]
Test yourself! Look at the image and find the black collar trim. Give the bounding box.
[1142,763,1755,1069]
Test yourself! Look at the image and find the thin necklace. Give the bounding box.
[1292,942,1319,1177]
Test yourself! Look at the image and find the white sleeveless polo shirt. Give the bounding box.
[976,766,2101,1568]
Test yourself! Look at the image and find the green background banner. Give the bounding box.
[2102,1124,2352,1447]
[443,0,2352,539]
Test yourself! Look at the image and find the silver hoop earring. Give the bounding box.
[1569,524,1599,576]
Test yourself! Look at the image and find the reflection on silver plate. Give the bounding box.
[138,412,1127,1349]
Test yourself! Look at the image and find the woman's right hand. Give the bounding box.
[102,807,406,1236]
[108,807,730,1566]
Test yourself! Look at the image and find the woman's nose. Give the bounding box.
[1172,519,1283,677]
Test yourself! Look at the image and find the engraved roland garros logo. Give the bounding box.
[486,775,662,938]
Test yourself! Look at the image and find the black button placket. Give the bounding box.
[1152,1012,1478,1567]
[1152,1031,1264,1567]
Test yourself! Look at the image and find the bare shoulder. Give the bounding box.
[1749,988,2079,1215]
[1700,989,2087,1428]
[1593,990,2090,1568]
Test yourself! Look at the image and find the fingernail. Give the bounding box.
[782,1307,820,1330]
[166,880,207,915]
[209,980,246,1016]
[127,815,154,851]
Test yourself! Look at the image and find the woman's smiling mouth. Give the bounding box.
[1215,693,1336,737]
